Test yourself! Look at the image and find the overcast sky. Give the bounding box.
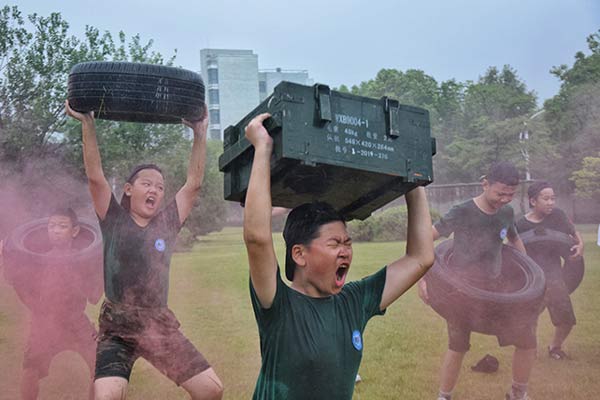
[9,0,600,103]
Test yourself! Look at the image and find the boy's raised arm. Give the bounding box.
[243,113,278,309]
[380,187,435,310]
[65,101,111,220]
[176,111,208,225]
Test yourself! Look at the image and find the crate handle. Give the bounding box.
[314,84,332,123]
[382,97,400,138]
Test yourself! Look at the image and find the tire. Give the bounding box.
[68,61,205,124]
[3,218,104,306]
[519,228,584,294]
[424,240,545,335]
[563,257,584,294]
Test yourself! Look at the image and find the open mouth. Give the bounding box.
[335,264,349,287]
[145,196,156,208]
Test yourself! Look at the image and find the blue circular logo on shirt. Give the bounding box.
[499,227,508,240]
[155,238,166,252]
[352,330,363,351]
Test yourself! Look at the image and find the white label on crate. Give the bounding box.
[335,113,369,128]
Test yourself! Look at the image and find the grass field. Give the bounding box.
[0,225,598,399]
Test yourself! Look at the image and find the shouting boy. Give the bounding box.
[243,113,435,399]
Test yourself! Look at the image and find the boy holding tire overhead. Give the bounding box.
[65,101,223,400]
[418,162,537,400]
[243,113,435,399]
[516,181,584,360]
[1,208,101,400]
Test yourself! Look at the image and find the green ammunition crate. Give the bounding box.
[218,81,436,220]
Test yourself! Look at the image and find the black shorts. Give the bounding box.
[544,277,576,327]
[447,318,537,353]
[94,301,210,385]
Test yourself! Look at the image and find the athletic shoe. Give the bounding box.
[355,374,362,383]
[548,346,568,360]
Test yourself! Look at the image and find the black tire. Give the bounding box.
[424,240,545,335]
[519,228,584,294]
[68,61,205,124]
[563,257,584,294]
[3,218,103,306]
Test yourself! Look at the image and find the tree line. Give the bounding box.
[339,34,599,201]
[0,5,598,244]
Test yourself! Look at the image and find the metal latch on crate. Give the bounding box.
[383,97,400,138]
[314,84,332,123]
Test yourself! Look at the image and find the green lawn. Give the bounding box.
[0,226,599,399]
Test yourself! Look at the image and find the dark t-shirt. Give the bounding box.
[99,194,181,307]
[516,208,575,279]
[434,199,517,280]
[250,267,387,400]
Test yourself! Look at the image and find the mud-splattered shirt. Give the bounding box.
[249,267,387,400]
[434,199,517,280]
[99,194,181,307]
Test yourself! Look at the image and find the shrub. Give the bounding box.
[347,218,377,242]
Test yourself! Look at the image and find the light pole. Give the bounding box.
[519,109,545,181]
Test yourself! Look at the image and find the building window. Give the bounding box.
[259,80,267,93]
[208,68,218,84]
[208,89,220,104]
[209,109,220,124]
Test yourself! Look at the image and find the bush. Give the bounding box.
[175,227,196,252]
[374,206,409,242]
[348,205,440,242]
[347,218,377,242]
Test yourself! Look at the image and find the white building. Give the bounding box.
[200,49,313,140]
[200,49,260,140]
[259,68,313,102]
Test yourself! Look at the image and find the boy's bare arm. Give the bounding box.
[65,101,111,220]
[243,113,278,309]
[570,230,584,258]
[380,187,435,310]
[176,111,208,224]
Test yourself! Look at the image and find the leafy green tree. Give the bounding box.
[345,65,538,183]
[350,68,440,116]
[543,29,600,193]
[439,65,538,181]
[0,5,176,170]
[571,155,600,200]
[0,6,226,241]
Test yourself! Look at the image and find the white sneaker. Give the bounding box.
[355,374,362,383]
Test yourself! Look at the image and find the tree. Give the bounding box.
[350,68,440,118]
[571,155,600,200]
[0,6,226,241]
[343,65,540,183]
[439,65,539,181]
[543,29,600,193]
[0,6,177,169]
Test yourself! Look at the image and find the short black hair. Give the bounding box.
[486,162,520,186]
[527,180,553,207]
[282,202,345,281]
[120,163,163,210]
[50,207,79,227]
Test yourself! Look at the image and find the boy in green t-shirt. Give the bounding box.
[243,113,435,400]
[419,162,536,400]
